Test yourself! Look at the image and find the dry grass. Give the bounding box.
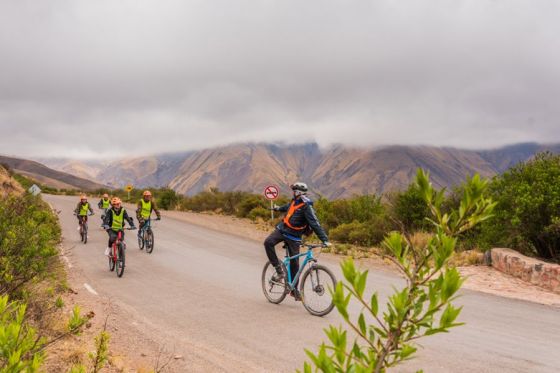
[449,249,485,267]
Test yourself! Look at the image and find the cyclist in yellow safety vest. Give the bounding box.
[136,190,161,237]
[97,193,111,220]
[102,197,135,257]
[74,194,94,229]
[264,182,330,301]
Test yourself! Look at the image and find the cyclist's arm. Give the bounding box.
[151,200,161,219]
[97,200,103,209]
[123,210,135,227]
[276,202,290,212]
[88,204,94,214]
[303,204,329,243]
[73,203,80,215]
[135,201,142,220]
[102,211,112,228]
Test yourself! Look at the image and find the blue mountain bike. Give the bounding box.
[137,218,157,254]
[261,243,337,316]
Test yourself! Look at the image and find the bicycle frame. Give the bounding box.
[282,249,316,290]
[112,230,124,259]
[139,218,152,234]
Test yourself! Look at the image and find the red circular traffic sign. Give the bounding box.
[264,185,280,200]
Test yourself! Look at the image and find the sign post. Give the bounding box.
[263,185,280,220]
[125,184,133,201]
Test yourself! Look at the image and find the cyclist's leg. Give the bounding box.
[264,230,285,273]
[138,219,145,236]
[106,230,117,256]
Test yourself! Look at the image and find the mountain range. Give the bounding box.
[35,142,560,199]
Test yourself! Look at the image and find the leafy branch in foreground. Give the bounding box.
[301,169,495,373]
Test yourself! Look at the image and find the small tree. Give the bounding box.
[301,170,495,372]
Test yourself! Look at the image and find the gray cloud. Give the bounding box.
[1,0,559,158]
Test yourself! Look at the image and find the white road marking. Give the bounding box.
[84,283,99,296]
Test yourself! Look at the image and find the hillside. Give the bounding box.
[0,165,24,197]
[0,156,107,191]
[36,142,560,198]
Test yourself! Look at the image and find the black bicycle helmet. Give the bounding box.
[290,182,308,193]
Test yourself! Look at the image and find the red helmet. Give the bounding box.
[143,190,152,197]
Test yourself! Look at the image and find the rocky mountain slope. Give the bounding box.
[37,142,560,198]
[0,156,107,191]
[0,165,24,198]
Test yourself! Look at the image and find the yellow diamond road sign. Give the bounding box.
[125,185,133,192]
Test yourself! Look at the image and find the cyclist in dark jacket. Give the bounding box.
[264,182,330,300]
[102,197,135,257]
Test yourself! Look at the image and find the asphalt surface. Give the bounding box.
[46,195,560,372]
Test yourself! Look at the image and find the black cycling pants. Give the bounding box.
[264,229,301,283]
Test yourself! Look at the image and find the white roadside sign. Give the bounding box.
[28,184,42,196]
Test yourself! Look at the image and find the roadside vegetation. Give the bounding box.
[0,166,113,372]
[11,151,560,263]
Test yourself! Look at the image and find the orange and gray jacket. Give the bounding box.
[136,199,161,221]
[275,195,328,242]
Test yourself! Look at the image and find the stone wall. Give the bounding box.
[490,248,560,294]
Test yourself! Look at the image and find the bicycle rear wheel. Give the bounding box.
[261,262,289,304]
[116,243,125,277]
[145,229,154,254]
[300,264,336,316]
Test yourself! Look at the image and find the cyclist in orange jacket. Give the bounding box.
[263,182,330,300]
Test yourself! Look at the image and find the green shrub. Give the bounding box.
[0,194,60,297]
[329,219,388,247]
[388,183,431,232]
[247,207,270,221]
[0,295,45,372]
[157,188,180,210]
[475,152,560,260]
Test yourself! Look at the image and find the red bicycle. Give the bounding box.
[108,227,136,277]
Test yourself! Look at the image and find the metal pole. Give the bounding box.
[128,190,130,201]
[270,200,274,220]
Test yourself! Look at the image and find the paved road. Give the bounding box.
[46,195,560,372]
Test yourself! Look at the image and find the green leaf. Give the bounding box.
[358,313,367,336]
[370,292,379,316]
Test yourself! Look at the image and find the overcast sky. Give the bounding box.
[0,0,559,159]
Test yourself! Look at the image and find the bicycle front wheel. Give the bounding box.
[116,243,125,277]
[261,262,289,304]
[145,229,154,254]
[138,230,144,250]
[300,264,336,316]
[108,246,115,272]
[83,224,88,244]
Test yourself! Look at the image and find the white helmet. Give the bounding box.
[290,182,308,195]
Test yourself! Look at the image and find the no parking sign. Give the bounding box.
[264,185,280,219]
